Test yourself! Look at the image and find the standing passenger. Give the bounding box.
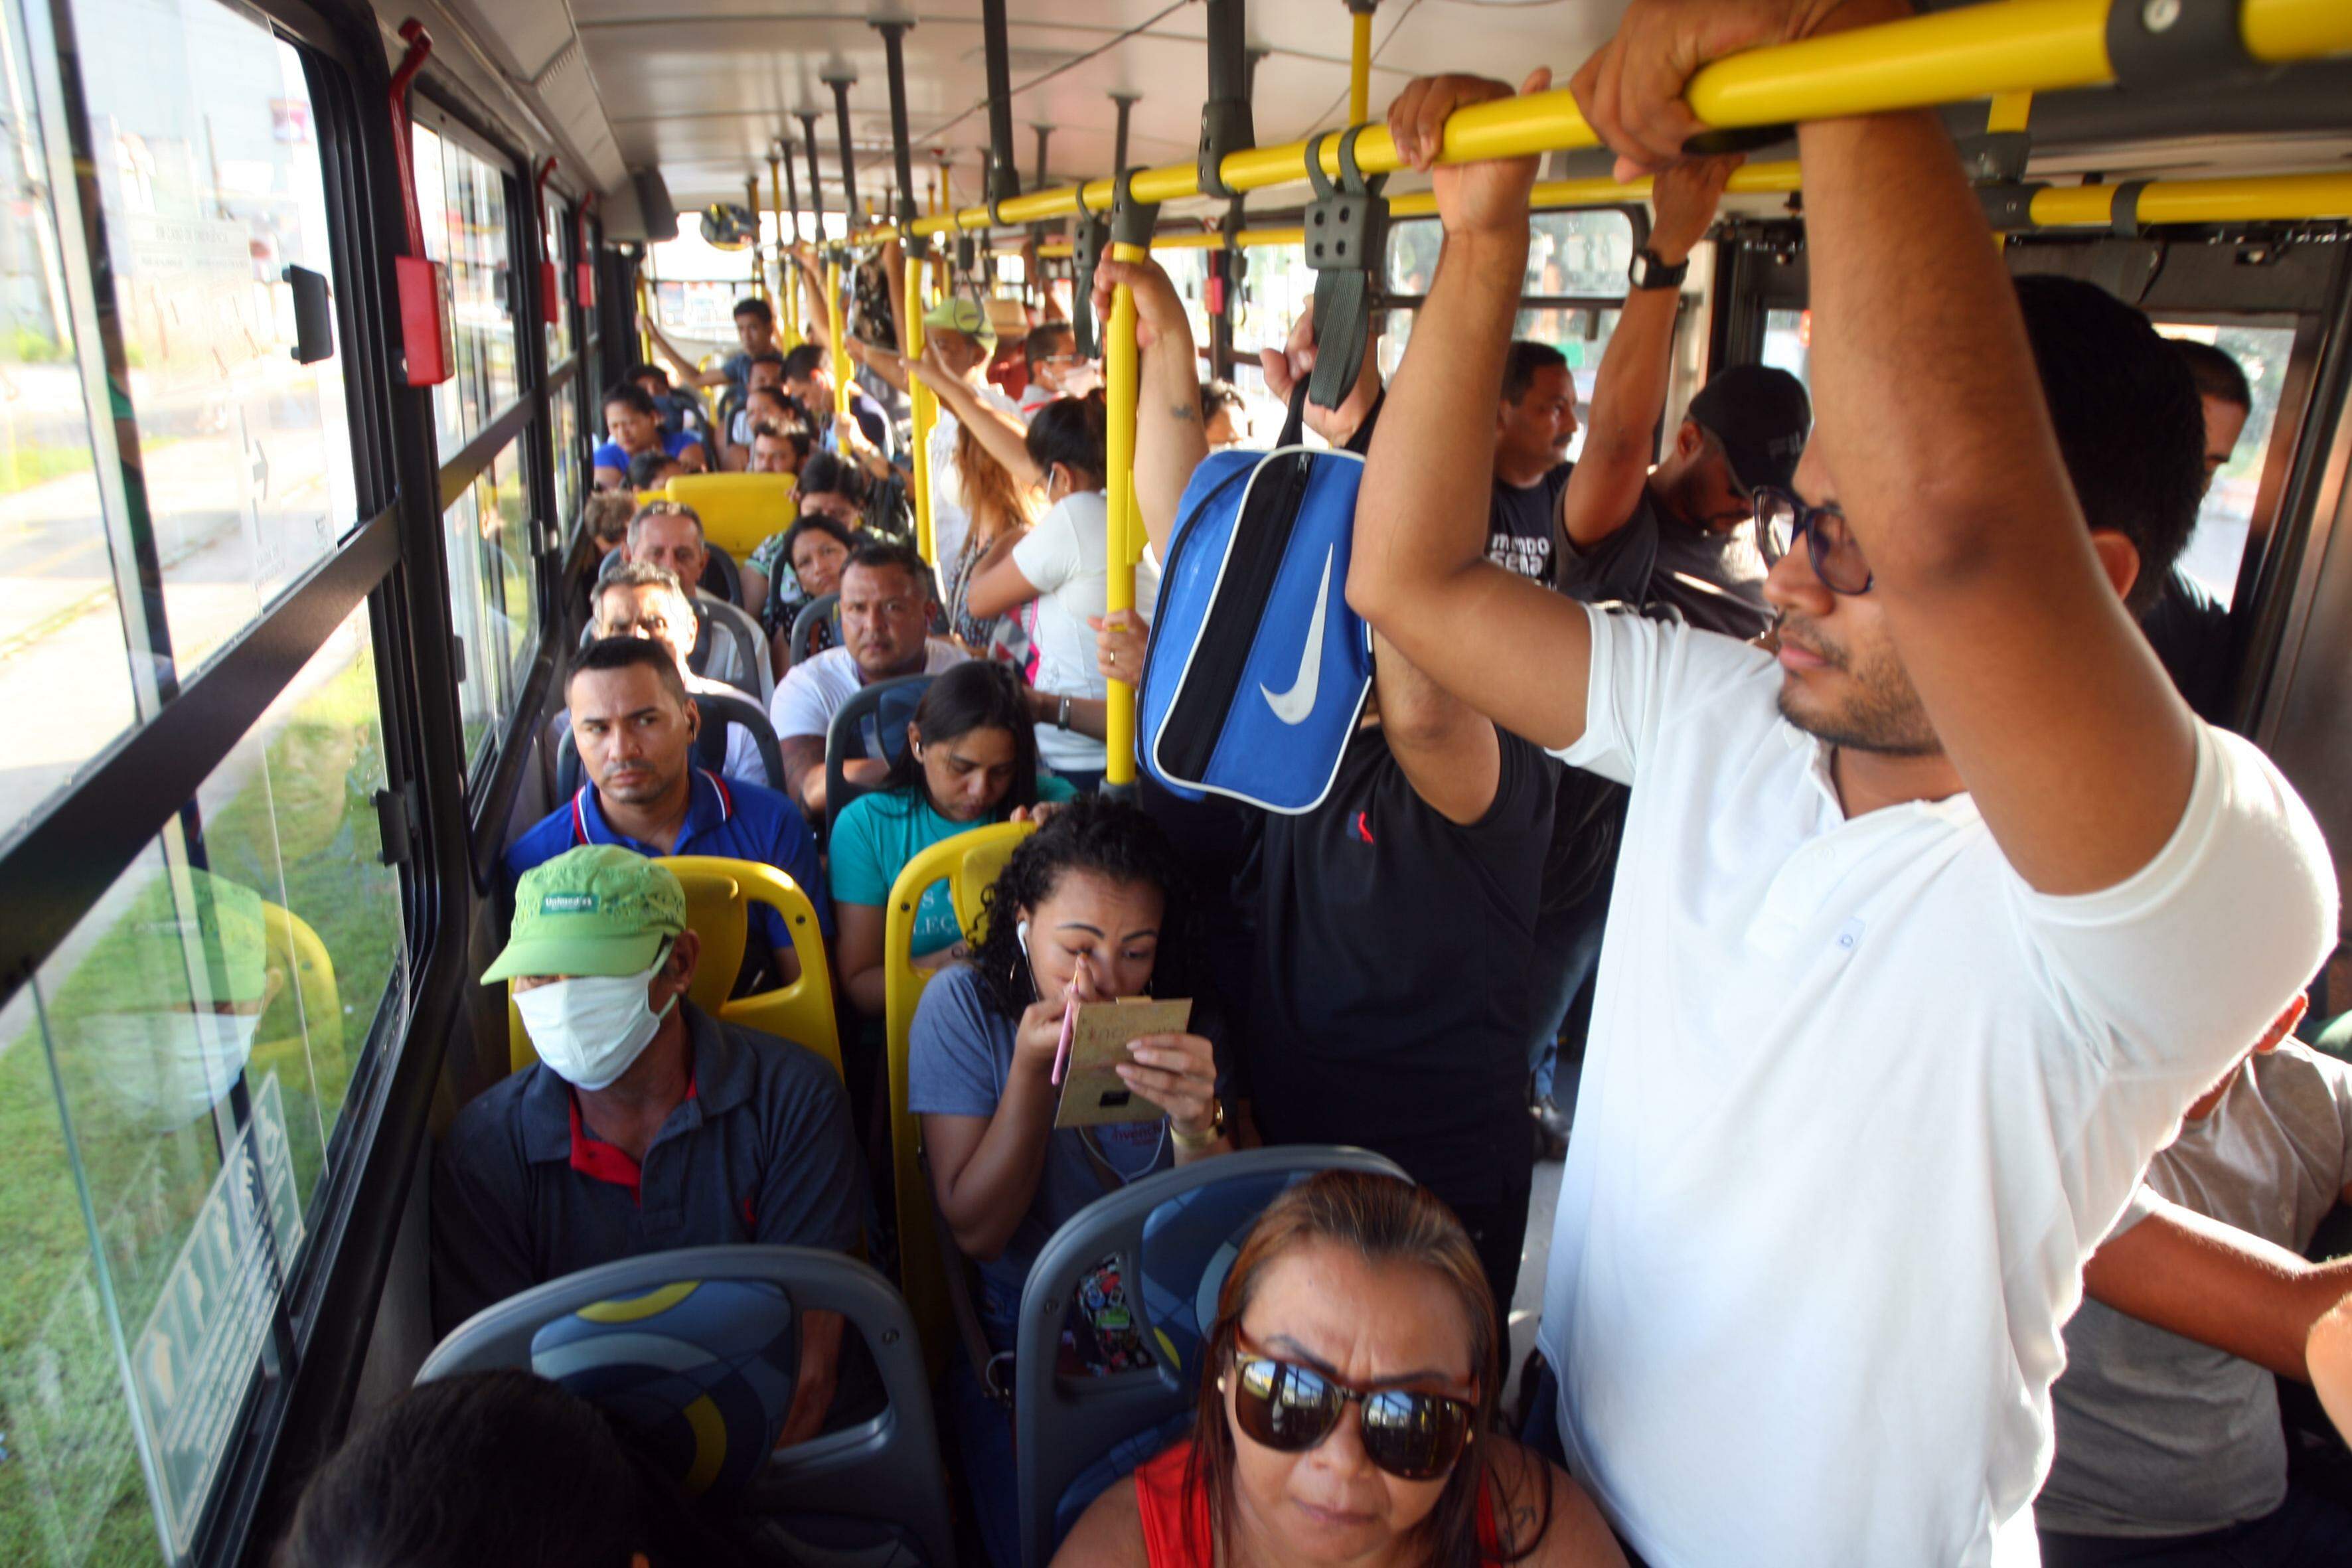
[2140,339,2254,726]
[1090,256,1558,1312]
[1342,27,2336,1568]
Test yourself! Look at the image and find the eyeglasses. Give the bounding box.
[1755,486,1873,595]
[1227,1335,1476,1481]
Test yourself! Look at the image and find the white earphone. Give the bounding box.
[1016,918,1030,956]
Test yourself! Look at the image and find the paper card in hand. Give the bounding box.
[1054,997,1194,1129]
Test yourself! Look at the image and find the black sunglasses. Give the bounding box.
[1228,1336,1476,1482]
[1755,485,1873,595]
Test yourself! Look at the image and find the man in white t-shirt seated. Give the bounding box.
[569,563,773,788]
[2039,994,2352,1567]
[1345,24,2337,1567]
[768,540,965,821]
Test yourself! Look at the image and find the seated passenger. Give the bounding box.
[2039,994,2352,1565]
[580,563,772,787]
[1551,163,1807,635]
[280,1369,747,1568]
[593,383,706,491]
[913,797,1227,1567]
[769,540,967,820]
[720,349,789,468]
[628,447,684,493]
[1335,52,2334,1567]
[747,514,854,668]
[435,848,857,1441]
[599,502,756,694]
[829,661,1075,1015]
[508,638,828,984]
[2140,339,2254,726]
[1056,1169,1622,1568]
[628,359,706,441]
[581,489,637,554]
[796,441,912,544]
[1198,378,1247,450]
[961,392,1159,794]
[1091,258,1558,1308]
[748,418,813,479]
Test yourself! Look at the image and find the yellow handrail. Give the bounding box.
[1102,240,1144,788]
[906,249,936,564]
[834,0,2347,244]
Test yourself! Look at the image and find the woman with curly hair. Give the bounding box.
[910,795,1230,1567]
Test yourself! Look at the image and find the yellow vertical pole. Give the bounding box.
[1101,240,1143,787]
[1349,5,1374,125]
[825,257,852,425]
[633,272,653,362]
[1986,90,2033,133]
[906,246,936,564]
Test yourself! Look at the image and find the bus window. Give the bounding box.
[545,195,575,374]
[552,373,582,529]
[42,0,359,698]
[2154,322,2296,608]
[0,0,137,850]
[443,434,533,767]
[1229,244,1316,400]
[1,599,405,1566]
[1377,306,1622,462]
[412,123,520,454]
[1387,207,1638,299]
[1762,307,1812,389]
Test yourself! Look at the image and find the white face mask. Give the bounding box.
[514,948,676,1091]
[80,1008,261,1131]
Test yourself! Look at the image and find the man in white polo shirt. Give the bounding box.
[1346,8,2338,1565]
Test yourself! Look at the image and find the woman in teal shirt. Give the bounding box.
[830,661,1075,1016]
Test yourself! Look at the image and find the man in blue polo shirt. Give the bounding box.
[507,637,828,985]
[436,846,860,1443]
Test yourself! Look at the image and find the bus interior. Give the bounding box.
[3,0,2352,1563]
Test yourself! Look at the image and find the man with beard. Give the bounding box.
[1345,20,2335,1565]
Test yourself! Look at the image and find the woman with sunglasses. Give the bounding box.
[1056,1170,1622,1568]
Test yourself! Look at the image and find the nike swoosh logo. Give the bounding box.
[1261,546,1332,726]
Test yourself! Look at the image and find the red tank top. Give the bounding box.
[1133,1439,1503,1567]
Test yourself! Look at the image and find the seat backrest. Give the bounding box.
[507,854,840,1081]
[416,1245,953,1566]
[248,898,343,1089]
[665,471,798,561]
[702,542,744,608]
[696,591,774,704]
[789,591,840,668]
[882,821,1035,1375]
[553,686,784,796]
[1014,1147,1412,1568]
[824,672,935,832]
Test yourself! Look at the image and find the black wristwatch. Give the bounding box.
[1628,246,1689,291]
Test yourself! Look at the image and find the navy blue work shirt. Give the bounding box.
[505,767,831,952]
[429,1003,860,1334]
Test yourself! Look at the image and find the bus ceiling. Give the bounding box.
[418,1,2352,247]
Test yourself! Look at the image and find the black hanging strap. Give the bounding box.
[1300,124,1387,412]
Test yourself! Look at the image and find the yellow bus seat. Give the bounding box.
[882,820,1035,1375]
[663,472,798,560]
[249,899,345,1099]
[505,855,840,1083]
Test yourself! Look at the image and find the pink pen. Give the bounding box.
[1050,997,1077,1087]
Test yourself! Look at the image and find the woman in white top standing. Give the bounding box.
[956,391,1157,793]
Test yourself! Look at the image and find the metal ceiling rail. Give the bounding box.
[813,0,2349,253]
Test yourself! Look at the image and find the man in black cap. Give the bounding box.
[1553,157,1811,639]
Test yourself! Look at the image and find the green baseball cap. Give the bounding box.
[485,846,687,982]
[923,297,996,349]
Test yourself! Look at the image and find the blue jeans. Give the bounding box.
[1529,890,1608,1101]
[2038,1488,2352,1567]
